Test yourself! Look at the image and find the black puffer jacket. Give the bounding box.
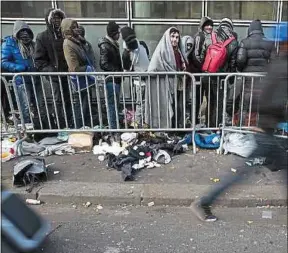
[98,36,123,84]
[188,16,213,73]
[237,20,274,72]
[34,8,67,72]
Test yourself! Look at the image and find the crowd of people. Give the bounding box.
[1,7,275,131]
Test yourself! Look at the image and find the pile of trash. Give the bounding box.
[93,132,188,181]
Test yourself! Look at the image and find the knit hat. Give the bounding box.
[248,19,263,35]
[107,21,120,38]
[121,26,138,50]
[220,18,233,30]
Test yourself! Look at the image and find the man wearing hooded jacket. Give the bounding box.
[34,8,70,130]
[2,20,41,125]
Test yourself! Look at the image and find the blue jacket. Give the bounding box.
[1,21,35,73]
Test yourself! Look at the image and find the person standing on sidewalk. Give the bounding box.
[191,23,288,222]
[235,19,274,125]
[34,8,71,130]
[1,20,41,125]
[121,26,150,126]
[145,27,186,129]
[188,17,213,126]
[61,18,97,128]
[98,21,123,129]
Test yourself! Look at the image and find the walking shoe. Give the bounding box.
[191,201,218,222]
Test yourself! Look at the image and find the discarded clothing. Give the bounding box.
[20,141,45,156]
[38,137,64,146]
[153,150,171,164]
[93,142,125,156]
[38,143,75,156]
[223,133,257,158]
[194,132,221,149]
[121,132,137,145]
[13,158,47,192]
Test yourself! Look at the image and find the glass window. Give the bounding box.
[1,1,52,18]
[282,1,287,21]
[132,1,202,19]
[208,1,278,21]
[57,1,126,18]
[133,24,198,54]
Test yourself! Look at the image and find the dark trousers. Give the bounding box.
[196,77,224,127]
[200,133,287,206]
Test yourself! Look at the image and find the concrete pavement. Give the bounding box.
[1,150,287,207]
[32,204,287,253]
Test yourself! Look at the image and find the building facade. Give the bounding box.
[1,1,287,69]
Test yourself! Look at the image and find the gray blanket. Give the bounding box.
[145,27,185,128]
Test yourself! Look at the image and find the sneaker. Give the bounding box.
[191,201,218,222]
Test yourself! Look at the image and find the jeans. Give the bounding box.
[16,84,32,123]
[106,82,121,129]
[200,133,288,206]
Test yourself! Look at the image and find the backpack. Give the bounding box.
[202,32,235,73]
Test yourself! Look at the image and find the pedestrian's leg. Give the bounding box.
[16,84,31,124]
[177,90,184,128]
[106,82,120,129]
[135,82,143,125]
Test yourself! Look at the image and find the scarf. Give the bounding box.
[18,41,34,60]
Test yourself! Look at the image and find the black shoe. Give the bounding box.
[191,201,218,222]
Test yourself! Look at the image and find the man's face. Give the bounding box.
[52,14,62,29]
[203,24,213,34]
[18,30,32,45]
[113,29,120,41]
[170,32,180,48]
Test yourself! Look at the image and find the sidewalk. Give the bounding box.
[1,150,287,207]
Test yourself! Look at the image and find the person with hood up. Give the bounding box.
[188,17,213,126]
[121,26,150,126]
[98,21,123,129]
[180,35,194,125]
[145,27,186,129]
[236,20,274,123]
[34,8,71,129]
[61,18,97,128]
[237,19,273,73]
[1,20,42,124]
[211,18,238,126]
[189,16,213,73]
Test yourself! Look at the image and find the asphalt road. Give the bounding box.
[30,204,287,253]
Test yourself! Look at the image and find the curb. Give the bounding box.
[9,182,287,208]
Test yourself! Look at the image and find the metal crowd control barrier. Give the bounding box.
[1,74,19,137]
[2,71,286,155]
[218,72,287,154]
[10,72,197,150]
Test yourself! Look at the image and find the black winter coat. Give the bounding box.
[188,16,213,73]
[98,37,122,84]
[237,20,274,72]
[34,8,67,72]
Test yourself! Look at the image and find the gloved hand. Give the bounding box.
[15,75,24,86]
